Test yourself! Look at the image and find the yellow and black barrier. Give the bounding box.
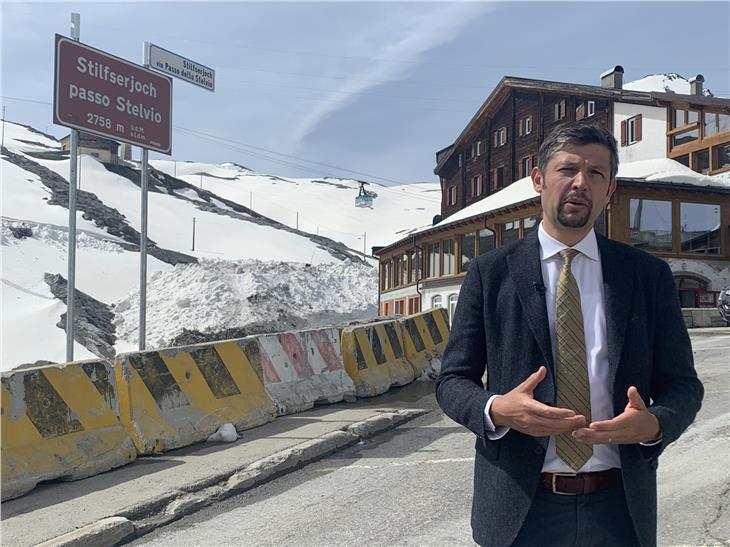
[1,359,137,501]
[397,308,450,376]
[115,340,277,454]
[340,319,415,397]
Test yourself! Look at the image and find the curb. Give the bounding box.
[40,408,429,546]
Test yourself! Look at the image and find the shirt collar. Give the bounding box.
[538,222,599,262]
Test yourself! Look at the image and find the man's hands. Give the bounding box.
[490,366,587,436]
[572,386,661,445]
[490,370,662,445]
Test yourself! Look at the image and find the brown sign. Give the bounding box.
[54,34,172,154]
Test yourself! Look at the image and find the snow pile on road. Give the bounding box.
[113,259,378,350]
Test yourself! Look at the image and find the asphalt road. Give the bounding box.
[135,330,729,547]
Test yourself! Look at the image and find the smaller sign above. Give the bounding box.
[147,43,215,92]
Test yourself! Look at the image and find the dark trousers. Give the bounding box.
[510,481,640,547]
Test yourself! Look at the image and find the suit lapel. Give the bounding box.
[597,235,634,389]
[507,231,554,374]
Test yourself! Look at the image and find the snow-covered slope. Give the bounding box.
[151,159,440,252]
[1,120,439,370]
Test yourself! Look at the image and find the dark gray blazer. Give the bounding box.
[436,230,703,547]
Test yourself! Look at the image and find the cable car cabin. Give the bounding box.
[355,181,374,208]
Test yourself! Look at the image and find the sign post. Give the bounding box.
[54,29,172,353]
[65,13,80,362]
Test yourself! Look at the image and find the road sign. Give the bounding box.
[147,43,215,92]
[54,34,172,154]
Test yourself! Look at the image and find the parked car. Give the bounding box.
[718,286,730,325]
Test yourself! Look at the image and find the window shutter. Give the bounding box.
[620,120,627,146]
[635,114,643,141]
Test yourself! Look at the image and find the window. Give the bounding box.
[471,175,483,197]
[675,154,690,167]
[395,300,405,315]
[587,100,596,117]
[713,143,730,170]
[458,153,463,167]
[471,143,476,159]
[523,216,540,238]
[704,112,719,138]
[501,221,520,246]
[492,167,504,191]
[476,140,482,156]
[673,108,700,129]
[431,295,443,309]
[554,99,566,120]
[448,294,459,325]
[407,249,417,283]
[447,186,457,206]
[720,114,730,133]
[693,149,710,173]
[681,202,720,254]
[629,198,672,252]
[519,116,532,136]
[479,228,495,255]
[621,115,642,146]
[442,239,455,275]
[703,112,730,138]
[460,232,476,272]
[407,296,420,315]
[672,128,699,148]
[428,242,441,278]
[493,127,507,147]
[381,261,391,290]
[520,156,532,178]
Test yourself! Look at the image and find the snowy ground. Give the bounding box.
[1,120,437,370]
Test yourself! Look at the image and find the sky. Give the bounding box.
[1,1,729,185]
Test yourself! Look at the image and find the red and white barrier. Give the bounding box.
[239,328,355,415]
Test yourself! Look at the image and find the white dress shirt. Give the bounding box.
[484,223,621,473]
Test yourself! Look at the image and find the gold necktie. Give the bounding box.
[555,248,592,471]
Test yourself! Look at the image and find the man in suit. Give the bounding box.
[436,122,703,547]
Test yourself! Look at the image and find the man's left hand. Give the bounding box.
[572,387,662,445]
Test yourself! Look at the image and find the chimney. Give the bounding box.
[689,74,705,96]
[600,65,624,89]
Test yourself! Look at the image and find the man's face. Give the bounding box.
[531,143,616,245]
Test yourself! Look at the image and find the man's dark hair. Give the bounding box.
[537,122,619,180]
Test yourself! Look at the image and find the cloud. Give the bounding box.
[290,2,491,146]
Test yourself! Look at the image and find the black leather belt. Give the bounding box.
[540,468,621,495]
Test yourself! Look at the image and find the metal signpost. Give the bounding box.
[54,25,172,353]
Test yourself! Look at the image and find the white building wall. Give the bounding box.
[614,103,667,164]
[666,258,730,292]
[422,280,464,324]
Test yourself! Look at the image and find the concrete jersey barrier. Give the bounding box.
[340,319,416,397]
[238,328,355,416]
[397,308,450,377]
[1,359,136,501]
[115,340,277,454]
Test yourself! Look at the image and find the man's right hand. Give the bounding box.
[490,366,587,436]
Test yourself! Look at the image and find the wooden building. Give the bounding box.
[60,132,121,164]
[374,68,730,320]
[435,67,729,223]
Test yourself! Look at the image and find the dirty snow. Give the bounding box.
[113,259,377,351]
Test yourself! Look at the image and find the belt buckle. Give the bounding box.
[551,472,578,495]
